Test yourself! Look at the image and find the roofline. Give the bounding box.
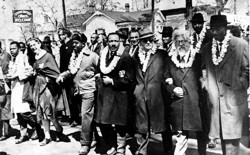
[82,11,115,25]
[161,8,186,16]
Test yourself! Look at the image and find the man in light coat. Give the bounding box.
[202,15,249,155]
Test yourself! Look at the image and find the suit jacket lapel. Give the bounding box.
[145,52,158,72]
[181,67,190,81]
[219,40,235,68]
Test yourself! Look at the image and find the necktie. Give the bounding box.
[219,42,223,52]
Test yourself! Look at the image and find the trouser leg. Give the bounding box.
[196,131,207,155]
[80,93,95,146]
[221,139,240,155]
[20,112,41,132]
[116,125,127,155]
[17,113,28,137]
[99,124,116,148]
[69,92,80,123]
[173,131,188,155]
[2,120,10,136]
[162,127,173,155]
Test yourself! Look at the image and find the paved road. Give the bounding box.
[0,119,222,155]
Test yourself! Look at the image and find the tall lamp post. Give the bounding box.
[62,0,67,28]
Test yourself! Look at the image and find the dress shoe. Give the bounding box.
[208,138,217,148]
[15,136,29,144]
[0,135,9,141]
[107,147,116,155]
[78,145,90,155]
[70,121,78,127]
[40,138,52,146]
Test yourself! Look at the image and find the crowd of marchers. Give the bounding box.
[0,13,249,155]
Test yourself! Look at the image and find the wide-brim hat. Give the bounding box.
[161,26,173,37]
[190,13,205,23]
[139,27,154,39]
[210,15,230,27]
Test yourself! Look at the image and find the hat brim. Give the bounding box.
[139,34,154,39]
[190,19,206,23]
[210,22,231,27]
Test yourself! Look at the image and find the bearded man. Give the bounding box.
[95,32,134,155]
[202,14,249,155]
[163,29,207,155]
[133,27,172,155]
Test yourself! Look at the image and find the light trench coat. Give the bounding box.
[10,52,31,114]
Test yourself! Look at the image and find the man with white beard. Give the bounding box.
[163,29,207,155]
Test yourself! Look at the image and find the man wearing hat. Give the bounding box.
[202,14,249,155]
[161,26,173,52]
[57,33,99,155]
[190,12,214,148]
[133,27,172,155]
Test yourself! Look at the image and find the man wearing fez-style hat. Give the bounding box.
[134,27,172,155]
[201,14,249,155]
[161,26,173,52]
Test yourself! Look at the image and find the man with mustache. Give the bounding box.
[95,32,134,155]
[161,26,173,52]
[190,12,213,148]
[133,27,172,155]
[202,14,249,155]
[163,29,207,155]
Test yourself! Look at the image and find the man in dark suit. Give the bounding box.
[190,13,214,148]
[89,33,102,55]
[163,29,207,155]
[161,26,173,52]
[95,32,134,155]
[202,15,249,155]
[133,27,172,155]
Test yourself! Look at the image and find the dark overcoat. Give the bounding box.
[202,36,249,139]
[134,49,167,134]
[95,49,135,126]
[163,54,203,132]
[0,59,12,120]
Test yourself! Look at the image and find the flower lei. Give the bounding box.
[100,46,124,74]
[138,43,157,72]
[168,43,197,68]
[68,46,87,74]
[190,25,207,53]
[211,30,231,65]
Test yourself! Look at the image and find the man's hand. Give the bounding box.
[165,78,173,85]
[173,87,184,98]
[103,76,113,85]
[56,75,64,84]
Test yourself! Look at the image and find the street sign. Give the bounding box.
[13,10,33,23]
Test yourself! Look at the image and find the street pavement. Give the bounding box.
[0,119,223,155]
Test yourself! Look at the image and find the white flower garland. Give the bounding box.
[211,30,231,65]
[68,46,88,74]
[138,44,157,72]
[190,25,207,53]
[100,46,124,74]
[168,43,197,68]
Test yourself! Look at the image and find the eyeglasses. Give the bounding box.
[141,38,153,43]
[130,36,139,39]
[175,40,189,44]
[108,40,119,43]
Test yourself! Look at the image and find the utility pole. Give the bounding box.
[151,0,155,33]
[62,0,67,28]
[234,0,236,14]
